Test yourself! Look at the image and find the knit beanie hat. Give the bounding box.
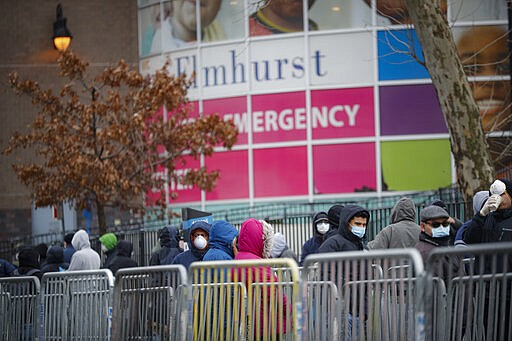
[99,233,118,251]
[472,191,489,215]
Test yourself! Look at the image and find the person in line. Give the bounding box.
[317,205,370,338]
[99,232,118,269]
[68,229,101,271]
[234,218,288,339]
[368,197,420,249]
[35,243,48,268]
[107,240,138,276]
[271,232,298,263]
[12,246,42,279]
[63,232,76,264]
[41,245,68,275]
[203,220,239,261]
[415,205,463,278]
[250,0,318,36]
[299,211,330,266]
[454,191,489,248]
[464,179,512,247]
[463,179,512,341]
[430,199,463,245]
[0,258,16,277]
[149,225,182,266]
[172,221,211,270]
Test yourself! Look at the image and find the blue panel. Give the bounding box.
[378,29,430,80]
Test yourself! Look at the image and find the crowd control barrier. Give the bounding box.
[2,242,512,340]
[188,258,301,341]
[111,265,188,341]
[0,276,40,341]
[302,249,425,341]
[426,242,512,341]
[40,269,114,340]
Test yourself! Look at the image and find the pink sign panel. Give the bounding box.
[313,143,376,193]
[203,97,248,145]
[311,88,374,139]
[254,146,308,197]
[166,101,199,119]
[251,92,307,143]
[205,150,249,200]
[167,156,202,203]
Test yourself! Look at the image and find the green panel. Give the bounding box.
[381,139,452,191]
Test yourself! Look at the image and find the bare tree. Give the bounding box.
[3,51,238,234]
[403,0,499,202]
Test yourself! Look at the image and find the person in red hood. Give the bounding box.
[234,218,289,339]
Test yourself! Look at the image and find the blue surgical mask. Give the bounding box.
[431,225,450,238]
[351,225,366,239]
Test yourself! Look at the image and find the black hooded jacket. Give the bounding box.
[149,225,182,266]
[107,240,138,276]
[41,246,68,274]
[318,205,369,253]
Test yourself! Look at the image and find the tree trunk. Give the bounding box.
[96,198,107,235]
[405,0,495,203]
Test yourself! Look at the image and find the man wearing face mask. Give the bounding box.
[299,211,330,266]
[317,205,370,338]
[415,205,465,288]
[172,221,211,270]
[415,205,453,264]
[318,205,370,254]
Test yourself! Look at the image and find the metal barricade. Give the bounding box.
[427,242,512,341]
[111,265,188,341]
[189,258,301,341]
[0,276,40,341]
[302,249,425,341]
[40,269,114,340]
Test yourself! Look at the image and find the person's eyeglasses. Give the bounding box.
[428,221,450,228]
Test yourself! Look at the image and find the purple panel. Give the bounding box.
[380,84,448,135]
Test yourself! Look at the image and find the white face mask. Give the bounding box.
[193,235,208,250]
[101,244,109,253]
[316,222,330,235]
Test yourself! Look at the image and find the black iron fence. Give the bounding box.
[0,185,471,266]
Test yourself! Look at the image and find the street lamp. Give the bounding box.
[53,4,72,52]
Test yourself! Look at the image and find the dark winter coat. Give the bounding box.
[107,240,138,276]
[149,225,182,266]
[415,231,464,283]
[0,258,16,277]
[41,246,68,274]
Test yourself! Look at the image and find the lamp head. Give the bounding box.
[53,4,72,52]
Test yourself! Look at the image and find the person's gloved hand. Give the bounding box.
[480,195,502,216]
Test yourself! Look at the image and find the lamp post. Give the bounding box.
[53,3,72,52]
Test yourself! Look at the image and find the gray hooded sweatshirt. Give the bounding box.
[68,230,101,271]
[368,197,420,249]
